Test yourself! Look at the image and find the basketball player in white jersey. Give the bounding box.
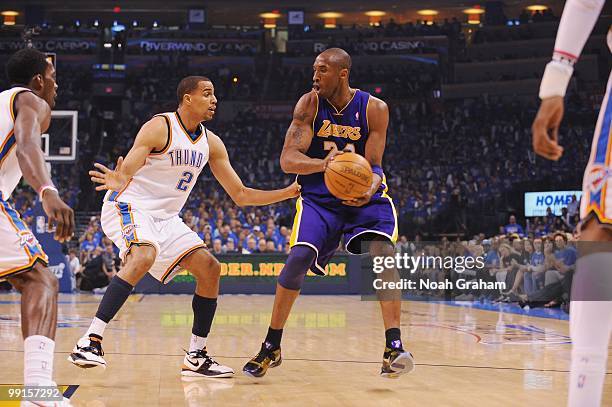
[1,48,75,406]
[532,0,610,405]
[69,76,300,378]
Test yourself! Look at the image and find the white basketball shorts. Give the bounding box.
[100,201,205,284]
[0,198,48,280]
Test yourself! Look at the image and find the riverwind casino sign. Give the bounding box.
[0,38,259,56]
[0,38,97,54]
[288,36,448,55]
[127,39,259,55]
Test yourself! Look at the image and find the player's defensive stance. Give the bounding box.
[69,76,299,378]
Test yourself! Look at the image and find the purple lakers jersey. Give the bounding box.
[298,89,385,204]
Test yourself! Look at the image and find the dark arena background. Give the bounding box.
[0,1,611,406]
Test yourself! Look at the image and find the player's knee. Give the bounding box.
[278,246,316,290]
[128,246,157,274]
[189,252,221,282]
[25,265,59,296]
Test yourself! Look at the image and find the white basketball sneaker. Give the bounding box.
[20,382,72,407]
[67,336,106,369]
[181,349,234,378]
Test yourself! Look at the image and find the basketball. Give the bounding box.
[324,152,373,200]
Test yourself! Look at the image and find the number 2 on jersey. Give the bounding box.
[176,171,194,192]
[324,141,355,156]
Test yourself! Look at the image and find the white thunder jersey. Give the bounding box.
[0,87,32,200]
[105,111,210,218]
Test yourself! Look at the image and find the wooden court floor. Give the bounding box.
[0,293,610,406]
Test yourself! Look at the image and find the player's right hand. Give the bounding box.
[532,96,564,161]
[42,190,75,243]
[89,157,130,192]
[322,147,349,171]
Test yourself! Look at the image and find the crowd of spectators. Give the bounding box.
[398,212,577,311]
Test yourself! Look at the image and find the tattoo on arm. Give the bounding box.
[287,125,303,147]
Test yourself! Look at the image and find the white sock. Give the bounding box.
[568,300,612,407]
[189,334,207,352]
[23,335,55,386]
[85,317,108,339]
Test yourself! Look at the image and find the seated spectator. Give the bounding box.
[76,247,115,291]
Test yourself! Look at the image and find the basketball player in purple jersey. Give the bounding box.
[532,0,610,405]
[243,48,414,378]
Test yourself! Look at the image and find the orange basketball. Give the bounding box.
[324,152,373,200]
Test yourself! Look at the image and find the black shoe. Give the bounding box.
[381,346,415,378]
[242,342,282,378]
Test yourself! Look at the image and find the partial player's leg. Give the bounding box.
[243,245,317,377]
[243,196,339,378]
[7,264,59,389]
[69,202,159,369]
[178,248,234,378]
[369,237,415,378]
[344,195,414,378]
[69,244,156,368]
[567,218,612,407]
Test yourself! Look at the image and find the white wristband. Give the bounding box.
[39,185,58,199]
[539,60,574,99]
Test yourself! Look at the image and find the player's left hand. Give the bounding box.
[342,190,373,207]
[532,96,564,161]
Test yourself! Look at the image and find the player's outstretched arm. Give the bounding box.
[89,116,168,191]
[280,91,338,175]
[207,131,300,207]
[343,97,389,207]
[13,91,74,242]
[532,0,605,161]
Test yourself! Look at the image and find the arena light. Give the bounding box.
[417,9,438,25]
[463,7,485,25]
[526,5,548,11]
[153,21,159,28]
[318,12,343,29]
[259,11,281,29]
[365,10,386,26]
[2,10,18,26]
[103,42,112,48]
[93,19,99,27]
[417,9,439,16]
[132,20,138,27]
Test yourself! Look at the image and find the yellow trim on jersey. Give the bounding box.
[312,93,319,131]
[289,196,304,246]
[0,129,16,168]
[9,90,20,122]
[149,113,173,155]
[326,88,359,116]
[174,112,205,145]
[380,176,398,242]
[0,256,48,280]
[160,243,207,283]
[365,94,371,134]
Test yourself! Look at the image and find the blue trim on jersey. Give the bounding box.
[594,90,612,164]
[108,191,118,202]
[0,199,44,257]
[0,133,16,167]
[117,202,136,243]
